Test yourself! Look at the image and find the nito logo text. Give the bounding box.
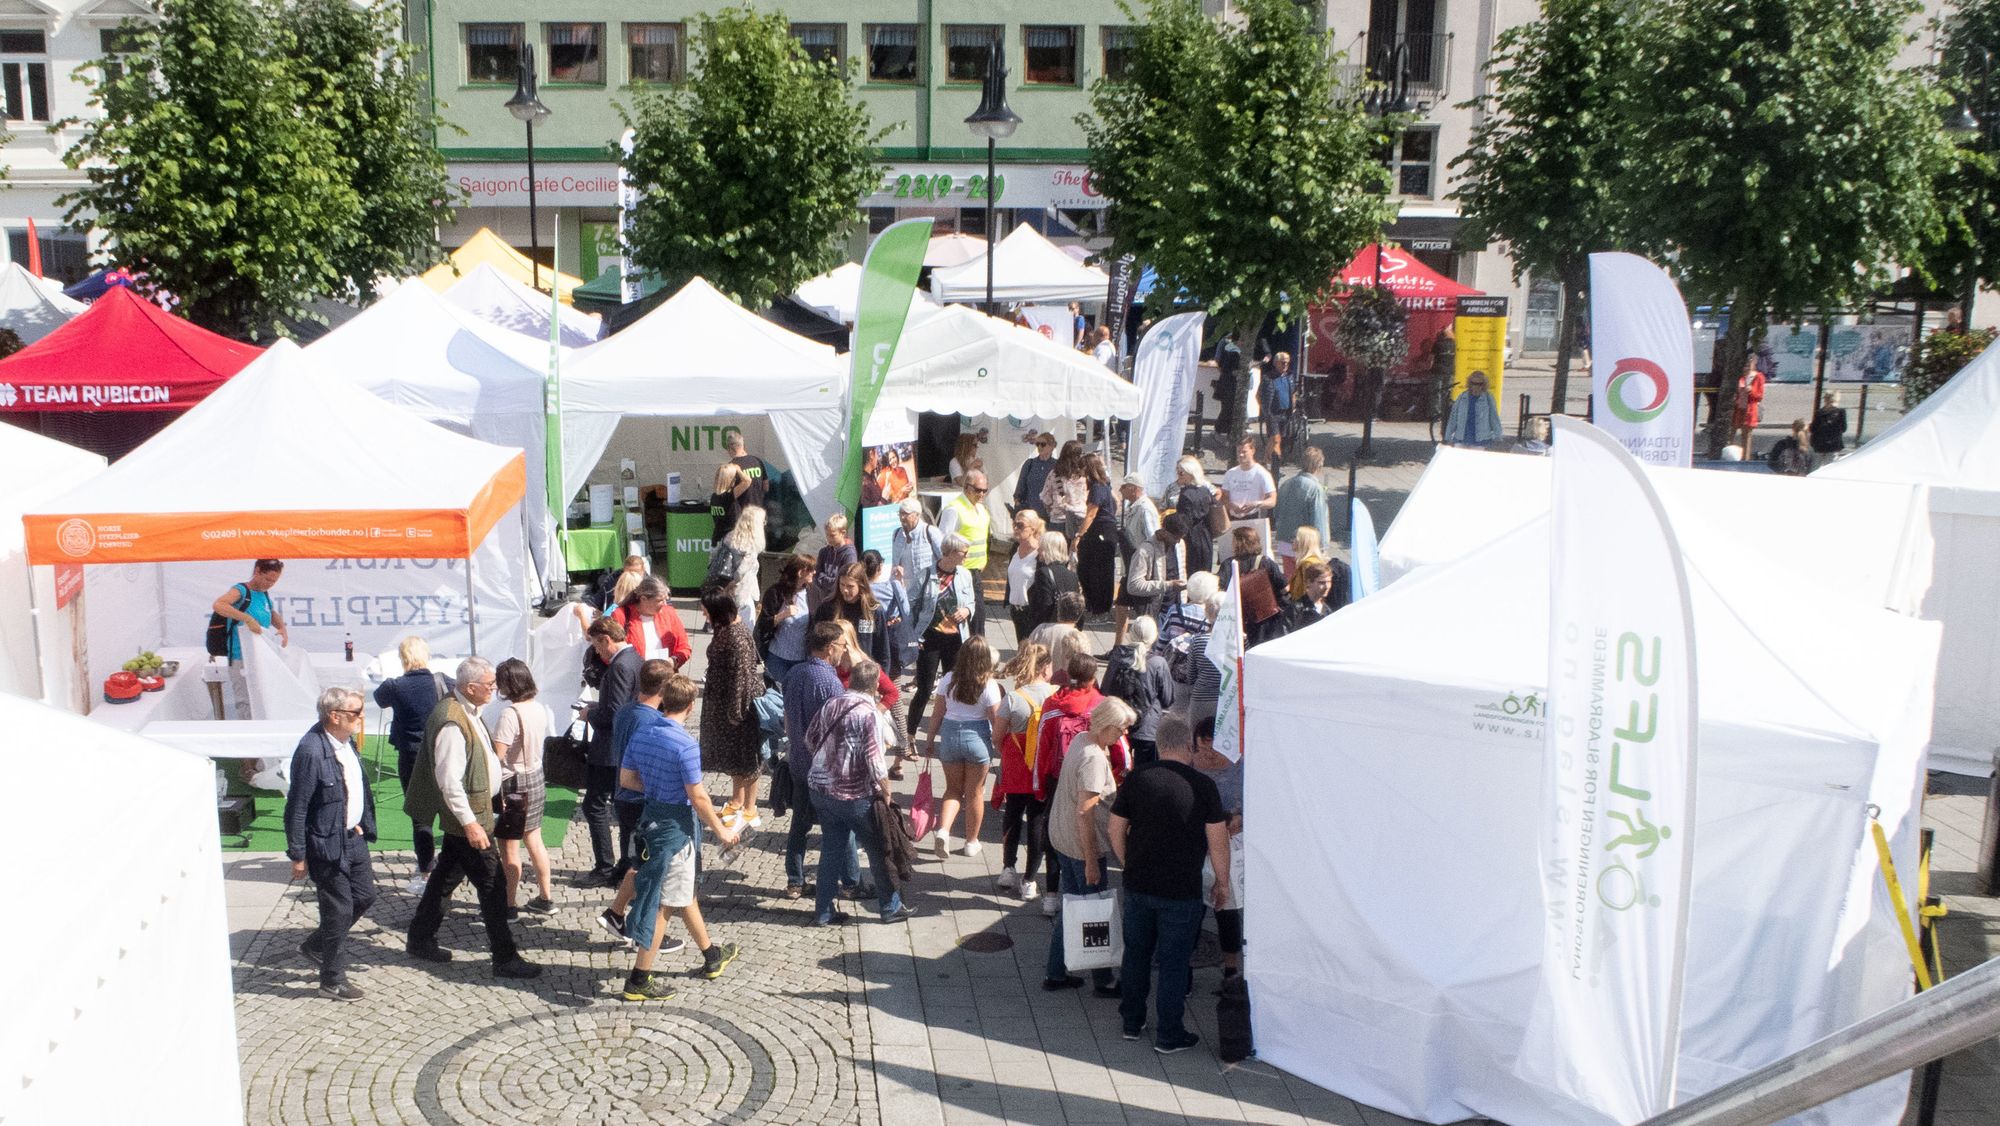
[1606,356,1671,424]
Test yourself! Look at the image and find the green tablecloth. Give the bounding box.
[563,526,625,572]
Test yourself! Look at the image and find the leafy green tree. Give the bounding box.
[1925,0,2000,323]
[282,0,454,295]
[1081,0,1396,444]
[1903,326,1996,409]
[1618,0,1951,454]
[61,0,362,337]
[621,7,884,308]
[1451,0,1634,415]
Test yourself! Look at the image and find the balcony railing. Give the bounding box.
[1360,31,1452,105]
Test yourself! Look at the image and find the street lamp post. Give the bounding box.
[505,45,554,293]
[1354,41,1412,460]
[965,42,1022,318]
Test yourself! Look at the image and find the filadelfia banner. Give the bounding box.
[1205,559,1246,763]
[1103,255,1136,363]
[1517,416,1699,1123]
[836,218,933,516]
[1589,253,1696,467]
[1126,311,1206,497]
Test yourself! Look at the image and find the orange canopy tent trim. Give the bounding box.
[22,453,525,566]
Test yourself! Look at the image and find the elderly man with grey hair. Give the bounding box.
[284,686,378,1001]
[405,656,542,978]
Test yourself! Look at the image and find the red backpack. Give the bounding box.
[1035,707,1094,797]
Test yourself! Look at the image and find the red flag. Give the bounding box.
[24,217,42,277]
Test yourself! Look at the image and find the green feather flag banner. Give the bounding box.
[836,217,933,515]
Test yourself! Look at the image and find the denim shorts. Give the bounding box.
[936,717,994,765]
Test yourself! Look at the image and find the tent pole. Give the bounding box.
[465,555,479,656]
[24,562,49,705]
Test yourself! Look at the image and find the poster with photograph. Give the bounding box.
[858,439,917,554]
[1827,324,1911,383]
[1764,324,1819,383]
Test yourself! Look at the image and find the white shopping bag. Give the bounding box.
[1063,890,1124,973]
[1202,835,1246,911]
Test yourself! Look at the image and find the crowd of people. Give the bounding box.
[281,428,1341,1056]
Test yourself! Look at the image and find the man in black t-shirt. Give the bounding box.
[1109,712,1229,1055]
[711,431,771,538]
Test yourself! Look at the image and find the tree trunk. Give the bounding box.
[1227,311,1265,450]
[1550,258,1588,417]
[1705,299,1758,458]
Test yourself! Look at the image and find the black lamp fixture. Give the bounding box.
[504,45,554,293]
[965,42,1022,317]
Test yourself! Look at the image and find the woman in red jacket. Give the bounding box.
[1732,359,1766,455]
[609,575,693,670]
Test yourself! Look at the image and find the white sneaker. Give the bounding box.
[962,839,982,858]
[406,875,428,896]
[1041,893,1059,917]
[745,812,763,829]
[933,832,951,860]
[1019,879,1039,901]
[996,867,1020,892]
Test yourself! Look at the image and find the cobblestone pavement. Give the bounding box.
[232,403,1997,1126]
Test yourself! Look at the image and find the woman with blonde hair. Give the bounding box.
[371,635,454,887]
[1027,529,1081,633]
[921,635,1007,859]
[1170,454,1218,574]
[707,505,767,630]
[1005,510,1045,641]
[1287,525,1326,599]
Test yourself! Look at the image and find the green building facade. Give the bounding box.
[406,0,1136,281]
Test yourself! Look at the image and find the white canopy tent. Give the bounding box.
[22,341,533,695]
[1245,513,1938,1126]
[443,262,604,348]
[1817,345,2000,775]
[0,424,103,709]
[0,696,240,1125]
[561,277,847,525]
[308,280,560,579]
[873,300,1142,535]
[0,262,85,343]
[929,223,1111,305]
[794,262,865,325]
[925,233,987,268]
[1378,447,1934,613]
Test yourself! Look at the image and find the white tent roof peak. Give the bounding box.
[929,223,1111,305]
[442,263,603,348]
[0,261,85,343]
[877,300,1139,421]
[311,279,545,416]
[1817,340,2000,495]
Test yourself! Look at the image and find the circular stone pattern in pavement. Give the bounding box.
[416,1007,778,1123]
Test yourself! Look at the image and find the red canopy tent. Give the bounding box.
[0,285,263,458]
[1308,244,1484,419]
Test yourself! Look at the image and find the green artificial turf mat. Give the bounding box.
[219,735,576,853]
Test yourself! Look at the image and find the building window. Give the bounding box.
[0,30,47,123]
[943,25,1000,84]
[1023,27,1078,86]
[7,227,87,283]
[868,207,897,235]
[1382,128,1437,198]
[626,23,683,85]
[791,23,844,68]
[865,24,918,84]
[464,23,523,85]
[545,23,604,84]
[1101,26,1137,82]
[98,27,145,83]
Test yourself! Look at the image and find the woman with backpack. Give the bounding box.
[995,643,1058,903]
[1027,530,1082,634]
[920,635,1007,860]
[1169,455,1219,575]
[1102,616,1174,767]
[707,506,766,630]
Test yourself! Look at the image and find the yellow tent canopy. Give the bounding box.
[421,228,583,304]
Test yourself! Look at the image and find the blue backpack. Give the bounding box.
[1269,371,1295,412]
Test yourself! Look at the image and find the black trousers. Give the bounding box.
[1077,527,1117,616]
[1000,793,1054,887]
[1009,605,1035,646]
[582,762,620,875]
[408,832,519,964]
[906,628,964,737]
[394,744,436,873]
[308,830,377,987]
[969,576,989,640]
[610,797,643,882]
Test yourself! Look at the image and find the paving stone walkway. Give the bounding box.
[229,407,1998,1126]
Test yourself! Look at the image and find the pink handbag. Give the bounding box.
[910,763,937,841]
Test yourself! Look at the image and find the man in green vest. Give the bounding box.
[938,469,992,639]
[404,656,542,978]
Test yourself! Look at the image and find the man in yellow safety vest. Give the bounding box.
[938,469,991,639]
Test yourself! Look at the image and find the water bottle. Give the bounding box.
[344,633,354,662]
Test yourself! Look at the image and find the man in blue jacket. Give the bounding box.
[284,686,378,1001]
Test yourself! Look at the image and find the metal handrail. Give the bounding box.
[1636,956,2000,1126]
